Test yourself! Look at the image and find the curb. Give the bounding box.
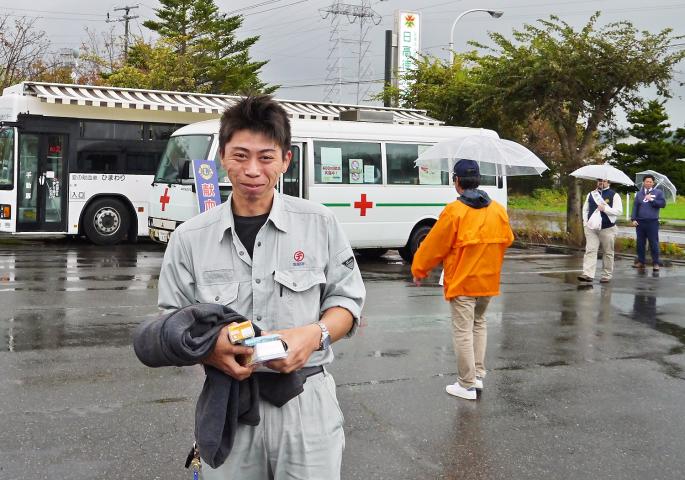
[512,240,685,266]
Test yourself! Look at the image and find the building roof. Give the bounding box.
[12,82,443,126]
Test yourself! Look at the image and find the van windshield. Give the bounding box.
[154,134,213,183]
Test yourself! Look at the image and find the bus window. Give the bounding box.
[77,152,120,173]
[149,124,181,141]
[125,152,159,175]
[313,141,381,184]
[155,135,213,183]
[0,128,14,189]
[80,121,143,141]
[386,143,449,186]
[18,134,39,223]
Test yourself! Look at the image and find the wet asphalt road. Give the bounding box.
[1,239,685,480]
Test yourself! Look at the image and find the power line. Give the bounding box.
[106,5,139,62]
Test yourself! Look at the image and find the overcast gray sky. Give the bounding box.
[4,0,685,127]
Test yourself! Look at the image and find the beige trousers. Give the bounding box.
[582,226,618,279]
[449,296,491,389]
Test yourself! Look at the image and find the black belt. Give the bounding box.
[299,365,324,378]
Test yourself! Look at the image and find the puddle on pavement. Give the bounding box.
[624,294,685,347]
[2,310,139,352]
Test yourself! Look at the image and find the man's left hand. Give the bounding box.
[263,324,320,373]
[597,204,605,212]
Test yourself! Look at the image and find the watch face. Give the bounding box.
[322,333,331,349]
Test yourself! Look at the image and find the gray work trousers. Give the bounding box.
[201,370,345,480]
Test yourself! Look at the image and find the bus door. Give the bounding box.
[280,143,302,198]
[16,133,68,232]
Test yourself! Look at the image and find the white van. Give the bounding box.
[148,112,505,261]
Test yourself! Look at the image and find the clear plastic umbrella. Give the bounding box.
[414,135,549,176]
[635,170,677,202]
[569,163,634,186]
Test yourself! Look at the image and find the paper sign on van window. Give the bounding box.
[321,147,342,183]
[417,144,441,185]
[192,159,222,213]
[364,165,376,183]
[349,159,363,184]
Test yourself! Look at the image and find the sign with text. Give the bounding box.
[395,11,421,96]
[192,159,222,213]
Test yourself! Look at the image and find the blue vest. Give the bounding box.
[588,188,616,229]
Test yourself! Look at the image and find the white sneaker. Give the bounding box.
[445,382,477,400]
[474,377,483,390]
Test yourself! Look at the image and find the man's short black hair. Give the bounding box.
[643,174,656,182]
[219,95,291,157]
[456,176,480,190]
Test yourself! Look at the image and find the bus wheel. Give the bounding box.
[400,225,433,263]
[83,198,130,245]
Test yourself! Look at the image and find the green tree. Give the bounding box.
[108,0,272,94]
[472,13,684,244]
[612,100,685,189]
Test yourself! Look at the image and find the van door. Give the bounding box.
[16,133,68,232]
[280,143,302,198]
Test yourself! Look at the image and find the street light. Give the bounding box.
[448,9,503,64]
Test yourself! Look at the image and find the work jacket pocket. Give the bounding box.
[194,281,239,306]
[272,269,326,327]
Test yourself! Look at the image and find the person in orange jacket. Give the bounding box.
[412,159,513,400]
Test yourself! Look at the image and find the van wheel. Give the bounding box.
[399,225,433,263]
[83,198,130,245]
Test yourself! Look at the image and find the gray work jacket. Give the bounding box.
[157,191,366,367]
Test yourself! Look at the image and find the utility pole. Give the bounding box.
[320,0,382,104]
[106,5,139,62]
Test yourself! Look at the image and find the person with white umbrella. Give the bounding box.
[578,176,623,283]
[631,173,666,271]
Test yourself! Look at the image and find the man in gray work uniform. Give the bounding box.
[157,96,366,479]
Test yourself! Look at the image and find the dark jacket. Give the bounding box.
[588,188,618,229]
[631,188,666,221]
[133,303,306,469]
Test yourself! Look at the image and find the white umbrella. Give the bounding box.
[414,135,549,176]
[635,170,677,202]
[569,163,634,186]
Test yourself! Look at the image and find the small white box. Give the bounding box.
[248,339,288,365]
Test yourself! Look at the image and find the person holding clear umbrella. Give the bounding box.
[578,178,623,283]
[631,174,666,271]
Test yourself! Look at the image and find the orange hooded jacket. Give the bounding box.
[411,197,514,299]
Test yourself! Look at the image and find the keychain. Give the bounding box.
[185,443,201,479]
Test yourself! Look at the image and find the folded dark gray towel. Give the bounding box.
[133,303,306,469]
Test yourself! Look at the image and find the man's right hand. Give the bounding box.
[632,220,639,227]
[202,324,255,381]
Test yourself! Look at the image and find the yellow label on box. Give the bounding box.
[228,320,255,344]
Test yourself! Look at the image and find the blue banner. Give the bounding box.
[192,159,222,214]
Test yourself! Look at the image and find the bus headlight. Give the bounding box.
[0,205,10,219]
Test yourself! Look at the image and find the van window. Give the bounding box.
[314,141,381,184]
[386,143,448,185]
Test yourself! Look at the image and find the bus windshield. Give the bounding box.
[154,134,213,183]
[0,127,14,188]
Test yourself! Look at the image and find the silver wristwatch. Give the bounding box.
[316,321,331,351]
